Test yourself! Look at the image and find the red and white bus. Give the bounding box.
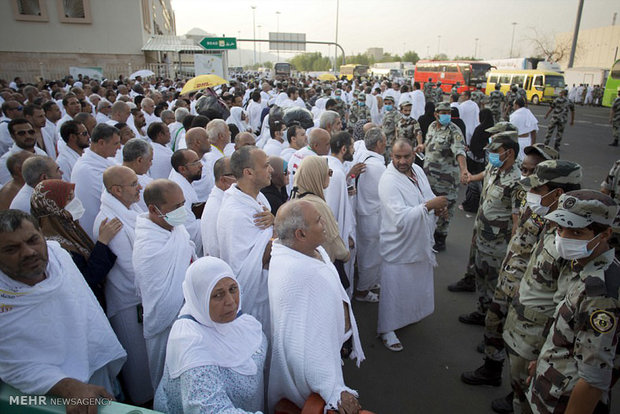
[414,60,492,94]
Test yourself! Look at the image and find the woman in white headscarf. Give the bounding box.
[154,257,267,414]
[226,107,252,134]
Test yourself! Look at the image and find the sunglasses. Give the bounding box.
[15,129,35,136]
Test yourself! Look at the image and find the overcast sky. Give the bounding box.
[171,0,618,61]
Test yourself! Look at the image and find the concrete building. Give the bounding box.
[555,25,620,70]
[0,0,176,81]
[366,47,384,61]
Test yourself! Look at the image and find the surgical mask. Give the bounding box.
[439,114,451,126]
[488,151,505,168]
[158,206,187,227]
[64,197,85,221]
[520,175,527,181]
[358,101,365,107]
[555,233,599,260]
[336,96,341,100]
[384,104,393,111]
[526,191,552,216]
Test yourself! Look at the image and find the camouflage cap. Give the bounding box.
[545,190,619,228]
[399,99,413,108]
[519,160,582,191]
[352,90,359,96]
[435,102,450,111]
[485,121,517,134]
[358,92,366,100]
[485,131,518,151]
[523,143,559,161]
[383,95,395,103]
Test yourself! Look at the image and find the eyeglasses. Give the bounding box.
[112,181,139,188]
[15,129,35,136]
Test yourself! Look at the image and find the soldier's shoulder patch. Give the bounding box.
[516,189,526,202]
[590,310,616,334]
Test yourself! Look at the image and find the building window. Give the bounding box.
[57,0,92,23]
[142,0,151,32]
[11,0,49,22]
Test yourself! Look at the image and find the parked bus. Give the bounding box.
[414,60,492,94]
[602,59,620,107]
[274,62,295,79]
[339,64,369,80]
[485,69,565,104]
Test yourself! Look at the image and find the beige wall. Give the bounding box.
[556,25,620,69]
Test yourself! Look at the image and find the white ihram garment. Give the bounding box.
[458,99,480,145]
[168,169,203,254]
[509,107,539,160]
[200,186,224,257]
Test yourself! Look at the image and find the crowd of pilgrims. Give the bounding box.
[0,71,619,414]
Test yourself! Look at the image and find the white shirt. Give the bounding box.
[263,139,284,157]
[56,145,81,182]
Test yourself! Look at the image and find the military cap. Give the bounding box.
[358,92,366,100]
[520,160,582,191]
[436,81,442,85]
[435,102,450,111]
[383,95,395,103]
[545,190,619,228]
[485,121,517,134]
[523,143,559,161]
[485,131,518,151]
[352,90,359,96]
[334,89,342,95]
[399,99,413,108]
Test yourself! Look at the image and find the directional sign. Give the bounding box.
[200,37,237,50]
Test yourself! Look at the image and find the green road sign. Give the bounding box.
[200,37,237,50]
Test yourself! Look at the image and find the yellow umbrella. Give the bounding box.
[181,74,227,95]
[318,73,337,81]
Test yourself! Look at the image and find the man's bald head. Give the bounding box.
[308,128,331,156]
[275,199,323,250]
[185,127,208,147]
[143,178,181,209]
[103,165,135,190]
[235,131,256,149]
[6,151,34,178]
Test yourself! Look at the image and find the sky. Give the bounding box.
[170,0,619,63]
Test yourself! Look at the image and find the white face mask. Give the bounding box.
[555,233,599,260]
[520,174,527,181]
[158,205,187,227]
[64,197,85,221]
[526,190,554,217]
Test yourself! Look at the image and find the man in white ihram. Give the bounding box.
[132,179,196,390]
[509,97,539,160]
[217,146,274,332]
[93,165,153,405]
[0,210,126,414]
[200,156,235,257]
[268,199,365,413]
[377,139,448,351]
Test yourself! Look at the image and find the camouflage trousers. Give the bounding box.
[613,122,620,144]
[473,236,507,313]
[483,265,524,362]
[463,229,478,278]
[425,173,458,238]
[491,109,502,123]
[506,350,534,414]
[544,118,566,150]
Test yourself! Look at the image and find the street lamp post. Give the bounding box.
[257,24,262,64]
[237,30,241,66]
[474,38,479,59]
[251,6,256,66]
[510,22,517,58]
[276,11,281,61]
[437,35,441,55]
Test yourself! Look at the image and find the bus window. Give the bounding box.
[525,76,532,90]
[500,75,511,84]
[534,76,543,87]
[512,75,525,87]
[545,75,565,88]
[611,60,620,79]
[489,75,499,84]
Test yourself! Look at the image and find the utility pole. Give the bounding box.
[474,38,479,59]
[334,0,339,72]
[251,6,256,66]
[509,22,517,58]
[567,0,585,68]
[437,35,441,55]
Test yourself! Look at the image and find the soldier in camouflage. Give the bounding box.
[462,160,582,413]
[489,83,505,123]
[504,85,518,119]
[516,85,528,105]
[395,101,422,145]
[424,77,435,103]
[600,158,620,255]
[382,95,400,162]
[609,87,620,146]
[349,92,371,126]
[471,84,486,108]
[332,89,348,126]
[458,132,521,328]
[527,191,619,414]
[434,81,444,103]
[421,101,468,251]
[544,89,575,151]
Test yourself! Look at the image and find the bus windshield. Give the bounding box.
[470,63,491,85]
[545,75,565,88]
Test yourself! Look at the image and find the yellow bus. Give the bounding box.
[339,64,369,80]
[485,69,566,104]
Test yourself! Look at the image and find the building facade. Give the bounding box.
[555,25,620,70]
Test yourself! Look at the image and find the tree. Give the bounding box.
[432,53,449,61]
[346,53,373,66]
[526,27,573,63]
[402,51,420,64]
[288,52,331,72]
[453,56,480,61]
[263,61,273,69]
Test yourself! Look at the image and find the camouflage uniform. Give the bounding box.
[516,87,528,104]
[423,115,466,241]
[333,96,348,124]
[434,84,444,103]
[505,89,517,117]
[395,114,421,146]
[601,159,620,253]
[528,247,619,413]
[473,133,521,314]
[349,96,371,126]
[382,108,401,162]
[424,81,435,103]
[544,95,574,150]
[611,95,620,145]
[472,90,486,108]
[489,90,505,123]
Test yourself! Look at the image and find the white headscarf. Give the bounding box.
[165,257,264,379]
[226,107,251,133]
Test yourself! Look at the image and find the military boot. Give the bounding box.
[461,358,503,386]
[447,273,475,292]
[433,232,446,252]
[491,391,514,413]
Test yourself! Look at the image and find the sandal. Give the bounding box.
[354,291,379,303]
[381,331,403,352]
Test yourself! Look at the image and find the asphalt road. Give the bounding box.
[342,104,620,414]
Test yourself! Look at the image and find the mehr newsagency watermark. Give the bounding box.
[9,395,111,406]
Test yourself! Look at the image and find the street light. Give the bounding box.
[251,6,256,66]
[437,35,441,55]
[474,38,479,59]
[237,30,241,66]
[276,11,281,61]
[257,24,262,64]
[510,22,517,58]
